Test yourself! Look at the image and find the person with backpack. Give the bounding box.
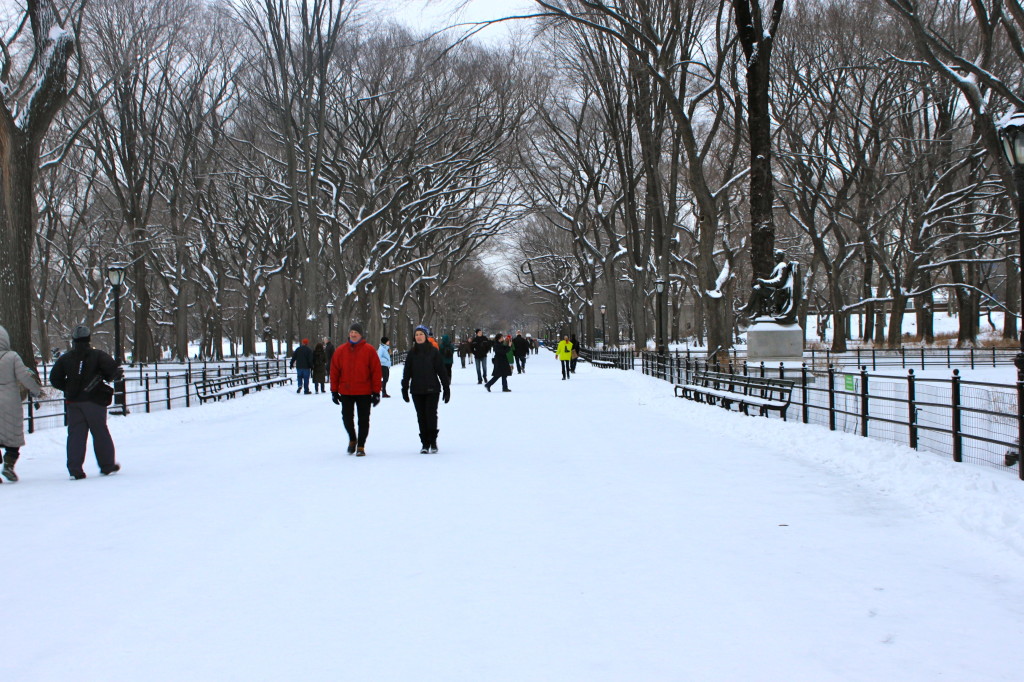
[557,334,574,380]
[401,325,450,453]
[0,325,42,483]
[290,338,314,394]
[49,325,123,479]
[484,332,513,393]
[512,331,530,374]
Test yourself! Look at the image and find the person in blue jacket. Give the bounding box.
[378,336,393,398]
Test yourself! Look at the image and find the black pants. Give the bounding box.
[66,401,116,475]
[515,354,526,372]
[570,357,578,373]
[485,373,509,390]
[340,395,372,446]
[460,355,466,368]
[381,366,391,396]
[561,360,571,379]
[412,393,440,445]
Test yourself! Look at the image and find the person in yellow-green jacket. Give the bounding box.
[556,335,573,380]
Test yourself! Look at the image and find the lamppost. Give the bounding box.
[997,115,1024,480]
[326,302,334,342]
[106,264,126,414]
[600,304,607,350]
[655,278,666,354]
[262,312,273,359]
[578,311,584,347]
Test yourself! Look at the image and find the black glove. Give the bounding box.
[331,392,341,405]
[371,393,380,407]
[443,386,450,404]
[402,388,410,402]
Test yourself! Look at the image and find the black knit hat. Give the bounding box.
[349,322,364,337]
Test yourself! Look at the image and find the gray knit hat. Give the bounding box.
[71,325,91,341]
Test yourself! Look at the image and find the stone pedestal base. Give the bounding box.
[747,319,804,365]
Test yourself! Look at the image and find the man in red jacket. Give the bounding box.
[330,322,382,456]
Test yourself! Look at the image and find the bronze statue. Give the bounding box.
[741,249,800,325]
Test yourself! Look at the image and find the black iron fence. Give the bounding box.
[577,348,636,369]
[641,351,1023,480]
[660,346,1016,371]
[23,359,289,435]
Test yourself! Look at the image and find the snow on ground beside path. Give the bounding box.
[4,351,1024,681]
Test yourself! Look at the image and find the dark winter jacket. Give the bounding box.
[312,346,327,383]
[324,342,336,367]
[401,341,450,395]
[512,334,530,357]
[290,344,314,370]
[490,339,512,378]
[50,341,122,404]
[330,339,382,396]
[439,335,455,367]
[471,334,491,359]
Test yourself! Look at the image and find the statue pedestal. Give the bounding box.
[747,319,804,366]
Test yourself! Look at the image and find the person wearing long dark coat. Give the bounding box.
[484,333,512,393]
[312,342,328,394]
[401,325,450,453]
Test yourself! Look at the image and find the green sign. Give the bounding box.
[844,374,856,391]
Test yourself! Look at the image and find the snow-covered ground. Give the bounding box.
[5,352,1024,681]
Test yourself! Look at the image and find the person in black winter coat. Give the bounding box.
[290,339,314,394]
[470,329,491,384]
[512,331,530,374]
[484,333,512,392]
[49,325,123,479]
[401,325,450,453]
[569,334,580,373]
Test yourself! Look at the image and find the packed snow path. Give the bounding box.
[5,351,1024,681]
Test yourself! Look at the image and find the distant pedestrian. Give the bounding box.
[557,335,573,380]
[49,325,123,479]
[291,339,314,394]
[330,323,382,456]
[527,333,537,355]
[458,336,471,369]
[378,336,393,398]
[401,325,450,453]
[439,334,455,380]
[512,331,530,373]
[484,333,513,392]
[312,342,328,394]
[471,329,491,384]
[570,334,580,373]
[0,325,43,483]
[324,338,336,367]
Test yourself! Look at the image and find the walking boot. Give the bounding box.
[356,446,366,457]
[429,431,438,454]
[347,440,357,455]
[2,450,19,482]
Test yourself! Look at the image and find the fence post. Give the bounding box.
[1018,372,1024,481]
[828,365,836,431]
[860,366,869,437]
[970,347,975,370]
[778,362,785,380]
[901,346,906,369]
[145,376,151,413]
[759,361,765,378]
[921,347,925,369]
[872,348,876,371]
[801,364,809,424]
[907,369,918,450]
[27,398,34,434]
[951,369,962,463]
[946,345,951,369]
[166,373,171,410]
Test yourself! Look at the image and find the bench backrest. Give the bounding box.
[693,371,793,400]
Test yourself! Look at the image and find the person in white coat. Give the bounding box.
[0,325,42,483]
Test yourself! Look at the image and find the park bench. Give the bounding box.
[674,370,794,420]
[194,371,290,404]
[590,359,616,369]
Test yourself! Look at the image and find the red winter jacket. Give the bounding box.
[330,339,382,396]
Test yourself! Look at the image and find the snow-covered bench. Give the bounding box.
[194,371,290,404]
[675,370,794,421]
[590,359,615,369]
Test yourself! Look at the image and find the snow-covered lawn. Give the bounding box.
[4,352,1024,681]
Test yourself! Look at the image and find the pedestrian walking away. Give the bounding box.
[378,336,393,398]
[557,335,574,380]
[439,334,455,381]
[49,325,123,479]
[569,334,580,373]
[291,339,314,394]
[312,342,328,394]
[458,336,471,369]
[0,325,43,483]
[484,332,513,393]
[471,329,491,384]
[512,331,530,374]
[330,323,382,456]
[401,325,451,453]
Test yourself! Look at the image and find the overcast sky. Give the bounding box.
[368,0,539,45]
